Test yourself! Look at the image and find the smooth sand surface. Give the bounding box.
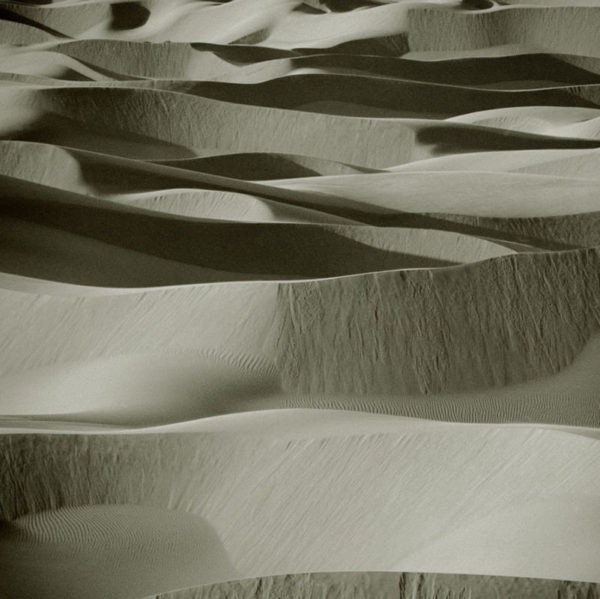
[2,1,600,597]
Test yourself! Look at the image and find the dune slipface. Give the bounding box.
[1,1,599,598]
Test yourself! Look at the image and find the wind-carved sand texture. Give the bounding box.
[0,0,600,598]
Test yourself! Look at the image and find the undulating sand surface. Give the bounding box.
[1,1,600,598]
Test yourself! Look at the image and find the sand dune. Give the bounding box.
[448,106,600,138]
[214,51,600,87]
[2,314,600,426]
[3,86,600,166]
[0,504,236,599]
[0,245,599,427]
[1,315,599,428]
[1,0,410,46]
[0,50,122,81]
[389,147,600,178]
[152,572,600,599]
[408,5,600,57]
[424,210,600,250]
[54,39,295,80]
[43,40,600,87]
[176,75,600,118]
[271,169,600,218]
[1,420,599,598]
[276,248,600,394]
[0,140,577,254]
[0,19,56,45]
[2,1,600,596]
[1,173,521,285]
[151,152,374,180]
[116,189,360,224]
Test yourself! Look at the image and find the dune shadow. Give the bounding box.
[416,123,600,155]
[110,2,150,31]
[2,111,196,160]
[0,6,69,38]
[0,505,238,598]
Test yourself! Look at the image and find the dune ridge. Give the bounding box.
[1,1,600,597]
[148,572,600,599]
[1,423,600,598]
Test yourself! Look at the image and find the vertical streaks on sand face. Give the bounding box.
[151,572,600,599]
[0,87,420,166]
[275,249,600,395]
[408,6,600,56]
[1,428,599,584]
[1,0,600,594]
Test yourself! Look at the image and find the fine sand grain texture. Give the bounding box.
[1,1,600,598]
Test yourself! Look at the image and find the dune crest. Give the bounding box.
[1,1,600,597]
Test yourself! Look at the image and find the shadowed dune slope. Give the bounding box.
[0,141,598,249]
[178,75,600,118]
[52,39,296,80]
[0,248,599,427]
[0,140,376,194]
[227,51,600,88]
[46,40,600,87]
[408,5,600,57]
[0,504,236,599]
[151,153,375,180]
[0,49,142,82]
[2,87,600,166]
[0,17,58,44]
[1,424,599,590]
[0,174,519,285]
[275,248,600,394]
[1,140,598,252]
[1,304,599,428]
[0,0,407,46]
[149,572,600,599]
[2,0,600,595]
[426,211,600,250]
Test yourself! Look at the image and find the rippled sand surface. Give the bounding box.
[1,1,599,597]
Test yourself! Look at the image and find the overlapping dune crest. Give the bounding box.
[1,0,600,597]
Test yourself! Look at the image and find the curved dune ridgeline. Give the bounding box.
[1,0,600,597]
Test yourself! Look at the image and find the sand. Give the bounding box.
[1,1,599,597]
[152,572,600,599]
[1,421,600,599]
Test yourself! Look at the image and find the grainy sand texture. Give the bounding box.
[1,0,600,597]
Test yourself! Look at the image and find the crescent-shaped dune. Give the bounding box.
[1,1,600,597]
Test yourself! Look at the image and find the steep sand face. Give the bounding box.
[408,6,600,57]
[2,173,521,285]
[0,247,599,428]
[275,249,600,394]
[168,75,600,117]
[1,423,599,594]
[2,86,600,166]
[2,0,600,596]
[152,572,600,599]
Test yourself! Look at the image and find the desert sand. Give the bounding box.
[1,1,599,598]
